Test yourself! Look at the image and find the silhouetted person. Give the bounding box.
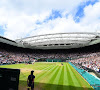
[27,70,35,90]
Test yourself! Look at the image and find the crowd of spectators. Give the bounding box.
[70,52,100,73]
[0,46,100,72]
[0,41,100,74]
[0,48,81,64]
[0,49,35,65]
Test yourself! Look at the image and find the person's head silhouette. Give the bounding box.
[31,70,34,75]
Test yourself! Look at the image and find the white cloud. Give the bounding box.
[0,0,100,40]
[80,1,100,32]
[0,0,84,40]
[81,2,100,25]
[29,15,90,36]
[0,0,83,14]
[29,1,100,36]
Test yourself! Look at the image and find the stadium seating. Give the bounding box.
[69,62,100,90]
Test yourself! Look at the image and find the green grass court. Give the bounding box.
[0,62,94,90]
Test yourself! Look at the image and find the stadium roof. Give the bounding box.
[0,36,17,46]
[15,32,100,49]
[0,32,100,49]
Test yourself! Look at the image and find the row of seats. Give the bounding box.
[69,62,100,90]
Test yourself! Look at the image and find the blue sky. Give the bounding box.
[0,26,4,36]
[74,0,99,22]
[36,10,62,24]
[0,0,100,40]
